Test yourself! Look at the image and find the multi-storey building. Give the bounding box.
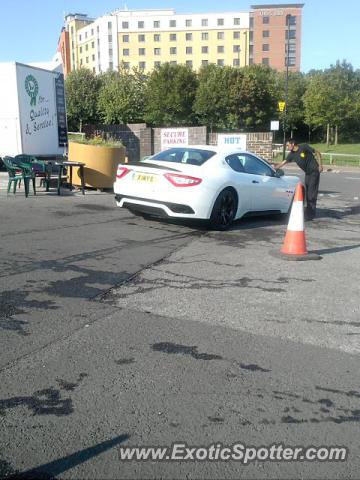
[58,4,303,76]
[249,4,304,71]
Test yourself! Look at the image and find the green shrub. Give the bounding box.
[69,134,123,148]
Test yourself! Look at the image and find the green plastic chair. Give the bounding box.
[3,156,36,197]
[14,154,52,191]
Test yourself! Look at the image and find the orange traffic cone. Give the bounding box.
[281,183,308,256]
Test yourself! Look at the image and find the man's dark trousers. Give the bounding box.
[305,169,320,219]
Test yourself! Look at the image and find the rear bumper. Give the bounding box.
[115,194,195,216]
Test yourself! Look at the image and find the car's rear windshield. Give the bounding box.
[148,148,216,166]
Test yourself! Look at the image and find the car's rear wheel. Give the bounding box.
[209,188,237,230]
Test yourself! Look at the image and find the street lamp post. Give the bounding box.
[282,14,291,160]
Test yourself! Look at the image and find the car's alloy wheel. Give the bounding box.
[209,188,237,230]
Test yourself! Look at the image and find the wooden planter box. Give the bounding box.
[68,141,125,189]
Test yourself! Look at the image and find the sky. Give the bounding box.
[0,0,359,72]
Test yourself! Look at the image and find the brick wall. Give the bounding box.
[153,126,207,153]
[208,131,273,161]
[83,123,151,162]
[83,124,273,161]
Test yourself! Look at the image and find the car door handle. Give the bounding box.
[252,180,260,184]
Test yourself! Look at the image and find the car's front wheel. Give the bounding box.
[209,188,237,230]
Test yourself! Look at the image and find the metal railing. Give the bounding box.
[321,152,360,166]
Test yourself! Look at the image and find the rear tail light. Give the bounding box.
[116,166,131,179]
[164,173,202,187]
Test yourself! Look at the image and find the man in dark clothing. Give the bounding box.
[275,139,323,220]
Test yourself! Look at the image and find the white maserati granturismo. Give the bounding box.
[114,145,299,230]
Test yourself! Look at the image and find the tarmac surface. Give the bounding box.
[0,168,359,479]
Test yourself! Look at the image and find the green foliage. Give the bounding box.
[144,63,198,126]
[276,71,308,133]
[97,66,148,124]
[194,64,242,130]
[303,61,360,142]
[65,68,101,131]
[235,65,278,130]
[69,134,123,148]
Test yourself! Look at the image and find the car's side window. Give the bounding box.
[241,154,273,176]
[225,154,245,173]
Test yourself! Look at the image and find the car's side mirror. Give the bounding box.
[274,168,284,178]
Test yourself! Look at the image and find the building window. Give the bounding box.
[154,20,160,28]
[139,61,146,70]
[170,33,177,41]
[79,34,82,41]
[122,21,129,29]
[138,34,145,42]
[154,48,161,55]
[170,61,177,65]
[234,18,240,25]
[154,34,160,41]
[202,59,208,65]
[91,29,94,36]
[285,30,296,40]
[109,61,113,70]
[108,35,112,43]
[91,41,95,48]
[123,48,129,56]
[233,31,240,39]
[123,62,130,69]
[123,35,129,42]
[93,67,96,73]
[262,58,269,65]
[79,46,82,53]
[217,18,224,26]
[170,20,176,27]
[108,21,112,30]
[287,15,296,25]
[186,33,192,41]
[201,19,208,27]
[186,60,193,67]
[233,58,240,67]
[186,19,192,27]
[262,44,269,51]
[285,57,296,67]
[85,44,88,51]
[139,48,145,56]
[201,32,208,40]
[217,59,224,66]
[186,46,193,54]
[217,45,224,53]
[71,26,74,35]
[217,32,224,40]
[233,45,240,53]
[92,54,95,61]
[263,16,269,24]
[86,57,89,63]
[138,21,144,28]
[263,30,270,38]
[286,44,296,54]
[154,61,161,68]
[201,46,208,54]
[80,59,83,65]
[109,48,113,56]
[249,17,254,28]
[85,32,88,39]
[249,31,254,42]
[170,47,177,55]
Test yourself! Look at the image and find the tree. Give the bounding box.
[194,64,243,130]
[235,65,278,131]
[276,71,308,137]
[97,66,148,124]
[65,68,101,131]
[144,63,198,126]
[303,61,360,144]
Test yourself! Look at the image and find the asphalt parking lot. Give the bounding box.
[0,169,359,479]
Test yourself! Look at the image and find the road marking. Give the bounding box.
[345,177,360,180]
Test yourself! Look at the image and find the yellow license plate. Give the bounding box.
[134,173,158,183]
